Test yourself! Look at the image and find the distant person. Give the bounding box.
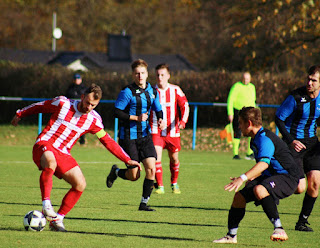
[106,59,165,211]
[227,72,256,160]
[213,107,299,244]
[150,63,189,194]
[11,84,140,232]
[275,65,320,232]
[66,73,87,145]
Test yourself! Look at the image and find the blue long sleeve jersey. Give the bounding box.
[276,86,320,142]
[251,127,300,179]
[115,82,162,140]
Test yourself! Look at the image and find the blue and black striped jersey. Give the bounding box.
[251,127,300,179]
[276,86,320,140]
[115,82,162,140]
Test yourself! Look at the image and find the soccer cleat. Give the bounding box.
[106,164,119,188]
[213,234,237,244]
[270,228,288,241]
[42,204,57,221]
[139,203,155,211]
[245,153,255,160]
[154,186,165,194]
[233,155,241,160]
[49,219,67,232]
[171,184,181,194]
[295,221,314,232]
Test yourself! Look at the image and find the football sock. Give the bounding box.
[298,193,317,223]
[118,169,128,180]
[260,195,282,228]
[228,207,245,235]
[58,188,83,216]
[155,162,163,186]
[247,137,253,155]
[141,178,154,203]
[40,167,54,201]
[232,138,240,156]
[170,162,180,185]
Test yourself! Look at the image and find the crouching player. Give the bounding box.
[213,107,300,244]
[11,84,140,232]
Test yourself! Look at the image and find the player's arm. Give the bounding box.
[227,84,237,121]
[96,129,141,170]
[176,88,189,129]
[151,91,165,130]
[225,161,268,192]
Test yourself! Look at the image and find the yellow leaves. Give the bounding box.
[252,16,261,28]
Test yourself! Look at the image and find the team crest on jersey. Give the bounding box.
[300,97,307,102]
[151,94,155,99]
[136,89,141,94]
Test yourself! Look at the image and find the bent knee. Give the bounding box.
[253,185,269,200]
[75,180,87,192]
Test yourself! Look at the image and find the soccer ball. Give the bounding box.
[23,210,46,232]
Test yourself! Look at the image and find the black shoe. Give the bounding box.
[139,203,155,211]
[295,221,313,232]
[233,155,241,160]
[106,164,119,188]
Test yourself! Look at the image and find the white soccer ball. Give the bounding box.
[23,210,46,232]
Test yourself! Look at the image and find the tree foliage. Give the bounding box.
[0,0,320,72]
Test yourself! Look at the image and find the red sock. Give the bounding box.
[40,167,54,201]
[170,162,180,185]
[155,162,163,187]
[58,188,83,216]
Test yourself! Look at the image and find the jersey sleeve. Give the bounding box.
[151,90,162,113]
[16,96,64,118]
[97,130,131,163]
[256,136,274,164]
[176,86,190,123]
[276,95,296,121]
[115,88,132,111]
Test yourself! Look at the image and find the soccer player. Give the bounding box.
[150,63,189,194]
[214,107,300,244]
[275,65,320,232]
[227,72,256,160]
[106,59,165,211]
[11,84,140,232]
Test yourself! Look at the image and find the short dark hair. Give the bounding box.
[155,63,170,73]
[84,84,102,100]
[308,65,320,76]
[131,59,148,71]
[239,107,262,127]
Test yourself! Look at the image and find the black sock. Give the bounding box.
[142,178,154,200]
[260,195,280,227]
[118,169,128,180]
[228,207,245,230]
[298,193,317,223]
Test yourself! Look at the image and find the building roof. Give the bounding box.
[0,48,198,72]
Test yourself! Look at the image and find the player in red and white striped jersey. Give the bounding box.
[150,64,189,194]
[11,84,140,232]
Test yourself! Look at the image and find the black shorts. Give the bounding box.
[232,109,241,138]
[240,174,298,205]
[290,137,320,174]
[119,135,157,163]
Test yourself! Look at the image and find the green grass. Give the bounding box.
[0,127,319,247]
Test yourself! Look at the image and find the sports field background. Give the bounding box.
[0,125,319,247]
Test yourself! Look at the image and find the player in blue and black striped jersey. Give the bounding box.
[106,59,165,211]
[275,65,320,232]
[214,107,299,244]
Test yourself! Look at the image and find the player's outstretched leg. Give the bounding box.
[49,214,67,232]
[270,228,288,241]
[106,164,119,188]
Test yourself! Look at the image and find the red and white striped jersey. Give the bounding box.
[16,96,131,163]
[150,83,189,137]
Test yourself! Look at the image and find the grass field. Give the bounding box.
[0,126,320,247]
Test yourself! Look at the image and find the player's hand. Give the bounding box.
[178,121,186,129]
[158,118,166,130]
[228,115,234,123]
[127,160,142,171]
[137,112,148,122]
[290,140,306,152]
[224,177,244,192]
[11,115,21,126]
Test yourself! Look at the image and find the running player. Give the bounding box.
[106,59,165,211]
[11,84,140,232]
[214,107,299,244]
[275,65,320,232]
[150,63,189,194]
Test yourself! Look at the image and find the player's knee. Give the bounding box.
[75,178,86,192]
[128,170,140,181]
[253,185,269,200]
[232,192,246,208]
[295,180,306,194]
